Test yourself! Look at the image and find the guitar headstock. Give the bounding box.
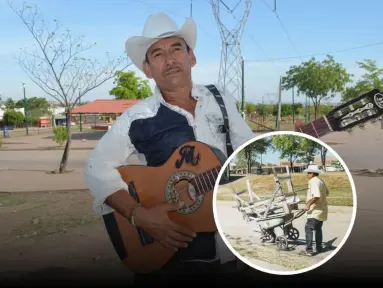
[326,89,383,132]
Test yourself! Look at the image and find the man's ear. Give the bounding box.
[143,61,153,79]
[189,49,197,68]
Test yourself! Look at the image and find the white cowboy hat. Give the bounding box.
[125,13,197,72]
[304,164,323,174]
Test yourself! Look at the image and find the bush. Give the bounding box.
[3,110,24,126]
[52,126,68,146]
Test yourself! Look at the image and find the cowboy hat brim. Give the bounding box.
[304,168,323,174]
[125,17,197,73]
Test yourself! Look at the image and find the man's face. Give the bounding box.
[307,172,313,179]
[142,36,196,89]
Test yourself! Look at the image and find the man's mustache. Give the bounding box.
[163,65,182,74]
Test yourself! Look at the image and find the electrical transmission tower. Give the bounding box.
[210,0,252,104]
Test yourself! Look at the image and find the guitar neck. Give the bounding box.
[190,166,221,197]
[297,116,333,138]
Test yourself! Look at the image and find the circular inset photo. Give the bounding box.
[213,131,357,275]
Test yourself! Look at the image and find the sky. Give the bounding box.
[1,0,382,105]
[233,147,334,165]
[232,135,335,165]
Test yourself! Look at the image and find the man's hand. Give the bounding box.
[134,201,196,251]
[305,204,311,211]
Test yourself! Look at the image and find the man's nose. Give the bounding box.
[164,51,176,64]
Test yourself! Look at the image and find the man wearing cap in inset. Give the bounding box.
[300,164,329,256]
[84,12,255,285]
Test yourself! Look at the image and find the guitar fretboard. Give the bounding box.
[190,166,221,197]
[297,116,333,138]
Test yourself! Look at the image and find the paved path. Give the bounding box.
[0,130,104,150]
[216,201,353,271]
[0,150,92,192]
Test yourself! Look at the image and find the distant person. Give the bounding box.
[84,12,255,286]
[300,164,329,256]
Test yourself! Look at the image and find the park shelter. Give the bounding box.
[71,99,141,131]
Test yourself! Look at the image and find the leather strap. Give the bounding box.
[205,84,234,157]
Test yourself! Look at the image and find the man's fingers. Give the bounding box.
[157,239,178,251]
[172,223,196,239]
[164,235,189,249]
[168,229,194,244]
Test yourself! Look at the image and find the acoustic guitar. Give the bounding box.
[109,141,227,274]
[105,89,383,275]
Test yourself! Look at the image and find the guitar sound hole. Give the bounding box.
[165,171,204,215]
[173,180,197,205]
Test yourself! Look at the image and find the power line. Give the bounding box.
[258,0,303,61]
[132,0,221,44]
[245,40,383,62]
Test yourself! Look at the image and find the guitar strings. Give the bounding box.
[170,170,220,200]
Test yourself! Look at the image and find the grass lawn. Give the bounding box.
[216,172,354,206]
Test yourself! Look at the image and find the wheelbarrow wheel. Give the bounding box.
[287,227,300,240]
[276,236,289,251]
[260,229,274,242]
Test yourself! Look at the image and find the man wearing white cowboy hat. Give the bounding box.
[300,164,329,256]
[84,12,255,285]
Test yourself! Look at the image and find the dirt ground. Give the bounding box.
[215,200,353,272]
[0,191,133,285]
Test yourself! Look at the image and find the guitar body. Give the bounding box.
[106,141,226,274]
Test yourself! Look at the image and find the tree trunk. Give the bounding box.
[59,109,72,173]
[321,146,327,169]
[247,156,251,174]
[314,99,321,120]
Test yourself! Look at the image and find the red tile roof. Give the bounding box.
[71,99,141,114]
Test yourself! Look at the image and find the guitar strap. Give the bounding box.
[205,84,234,157]
[205,84,245,270]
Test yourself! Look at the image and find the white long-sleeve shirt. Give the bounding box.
[84,82,256,263]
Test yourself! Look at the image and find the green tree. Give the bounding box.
[245,102,257,116]
[10,2,130,173]
[271,135,306,169]
[341,59,383,102]
[4,98,16,110]
[109,71,152,99]
[281,55,352,119]
[3,110,25,126]
[300,138,321,164]
[331,160,344,171]
[52,126,69,146]
[254,104,267,119]
[237,137,271,173]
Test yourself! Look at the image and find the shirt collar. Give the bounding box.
[154,82,206,104]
